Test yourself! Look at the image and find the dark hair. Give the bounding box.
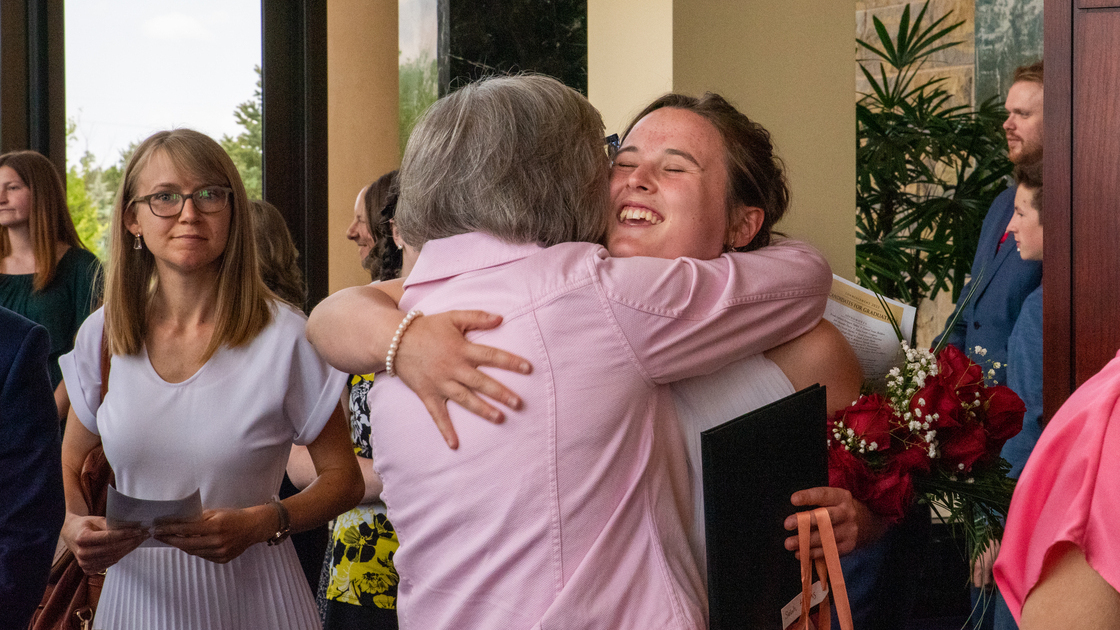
[0,150,88,290]
[621,93,789,251]
[250,199,306,308]
[363,170,403,281]
[1013,60,1043,86]
[1014,162,1043,216]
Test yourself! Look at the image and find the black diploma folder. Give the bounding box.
[701,384,828,630]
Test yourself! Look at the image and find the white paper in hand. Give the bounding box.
[106,485,203,547]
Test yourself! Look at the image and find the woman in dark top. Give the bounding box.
[0,150,101,414]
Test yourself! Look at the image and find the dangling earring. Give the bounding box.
[133,233,143,250]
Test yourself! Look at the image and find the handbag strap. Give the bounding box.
[796,508,855,630]
[813,507,852,627]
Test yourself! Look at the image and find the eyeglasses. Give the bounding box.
[604,134,620,160]
[132,186,233,218]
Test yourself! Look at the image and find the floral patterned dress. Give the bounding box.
[323,373,400,624]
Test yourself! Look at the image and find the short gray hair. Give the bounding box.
[395,74,611,248]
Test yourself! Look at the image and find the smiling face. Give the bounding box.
[1007,183,1043,261]
[0,165,32,230]
[347,186,375,263]
[126,150,231,276]
[608,108,754,260]
[1003,80,1044,165]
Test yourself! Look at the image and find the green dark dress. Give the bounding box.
[0,247,102,387]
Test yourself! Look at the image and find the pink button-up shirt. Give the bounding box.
[368,233,831,630]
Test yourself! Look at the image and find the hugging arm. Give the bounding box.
[307,280,532,449]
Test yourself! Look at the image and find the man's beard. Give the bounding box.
[1009,138,1042,165]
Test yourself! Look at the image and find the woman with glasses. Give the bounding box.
[58,129,362,629]
[0,150,102,418]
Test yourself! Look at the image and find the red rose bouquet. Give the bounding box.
[828,340,1025,563]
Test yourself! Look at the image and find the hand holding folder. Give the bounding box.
[702,384,829,630]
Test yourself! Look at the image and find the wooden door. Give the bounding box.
[1044,0,1120,418]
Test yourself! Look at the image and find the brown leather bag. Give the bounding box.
[28,335,115,630]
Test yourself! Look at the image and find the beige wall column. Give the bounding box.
[588,0,673,136]
[327,0,401,293]
[588,0,856,279]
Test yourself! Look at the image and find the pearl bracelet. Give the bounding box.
[385,309,423,377]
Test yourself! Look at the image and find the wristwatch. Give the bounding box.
[266,497,291,546]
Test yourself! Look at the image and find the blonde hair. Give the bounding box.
[1013,60,1043,86]
[394,74,610,248]
[103,129,272,360]
[0,150,89,290]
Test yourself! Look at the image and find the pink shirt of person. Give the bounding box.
[367,231,831,629]
[993,348,1120,623]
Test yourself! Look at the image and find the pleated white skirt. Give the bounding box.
[93,541,320,630]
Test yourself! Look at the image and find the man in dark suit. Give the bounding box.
[936,61,1044,385]
[934,60,1044,630]
[0,306,66,627]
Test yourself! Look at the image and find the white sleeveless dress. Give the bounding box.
[671,353,796,582]
[60,304,345,630]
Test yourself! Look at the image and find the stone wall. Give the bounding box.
[856,0,976,108]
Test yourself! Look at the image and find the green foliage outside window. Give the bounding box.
[400,52,438,160]
[221,65,263,200]
[68,67,263,256]
[66,120,125,260]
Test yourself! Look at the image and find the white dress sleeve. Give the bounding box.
[276,305,347,445]
[58,307,106,435]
